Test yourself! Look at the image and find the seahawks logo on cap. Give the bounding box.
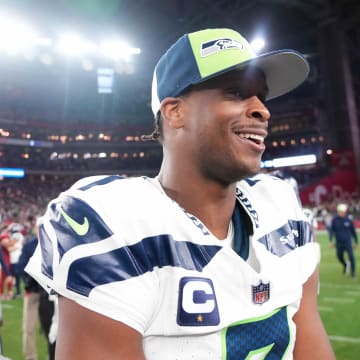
[201,38,244,57]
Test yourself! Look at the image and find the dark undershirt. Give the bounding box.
[232,200,252,260]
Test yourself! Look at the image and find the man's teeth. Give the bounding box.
[238,133,264,144]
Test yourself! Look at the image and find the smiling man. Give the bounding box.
[26,28,335,359]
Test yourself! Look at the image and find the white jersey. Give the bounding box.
[26,174,319,360]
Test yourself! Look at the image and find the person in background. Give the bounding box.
[26,28,335,359]
[0,245,12,359]
[329,203,358,279]
[2,213,25,299]
[0,235,12,300]
[24,215,37,240]
[7,229,24,299]
[0,247,10,281]
[303,207,318,232]
[0,246,11,299]
[18,224,56,360]
[320,207,333,237]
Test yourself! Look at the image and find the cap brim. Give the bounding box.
[199,50,310,101]
[250,50,310,100]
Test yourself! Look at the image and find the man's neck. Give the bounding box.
[157,172,238,239]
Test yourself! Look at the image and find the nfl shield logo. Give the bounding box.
[252,280,270,304]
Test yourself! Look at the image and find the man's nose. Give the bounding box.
[246,96,271,121]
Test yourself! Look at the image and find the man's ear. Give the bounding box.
[160,97,185,129]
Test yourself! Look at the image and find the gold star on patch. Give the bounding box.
[197,315,203,323]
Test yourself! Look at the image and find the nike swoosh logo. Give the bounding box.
[60,207,90,236]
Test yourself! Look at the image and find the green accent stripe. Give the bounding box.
[246,343,274,359]
[188,28,256,79]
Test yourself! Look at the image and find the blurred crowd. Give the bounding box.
[0,177,67,360]
[0,176,72,300]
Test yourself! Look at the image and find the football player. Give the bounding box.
[26,28,335,359]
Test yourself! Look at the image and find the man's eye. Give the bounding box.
[225,89,267,102]
[227,89,246,99]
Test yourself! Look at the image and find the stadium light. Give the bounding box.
[56,33,97,57]
[250,37,265,53]
[0,167,25,178]
[0,10,142,69]
[261,154,317,168]
[99,40,141,61]
[0,13,38,54]
[35,36,53,47]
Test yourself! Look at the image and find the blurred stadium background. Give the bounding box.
[0,0,359,359]
[0,0,357,217]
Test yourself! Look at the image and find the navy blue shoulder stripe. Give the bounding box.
[67,235,222,297]
[49,196,113,258]
[257,220,312,257]
[39,196,114,279]
[78,175,125,191]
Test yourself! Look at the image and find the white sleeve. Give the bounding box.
[26,184,160,334]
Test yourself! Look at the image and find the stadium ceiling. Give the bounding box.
[3,1,360,58]
[0,0,359,111]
